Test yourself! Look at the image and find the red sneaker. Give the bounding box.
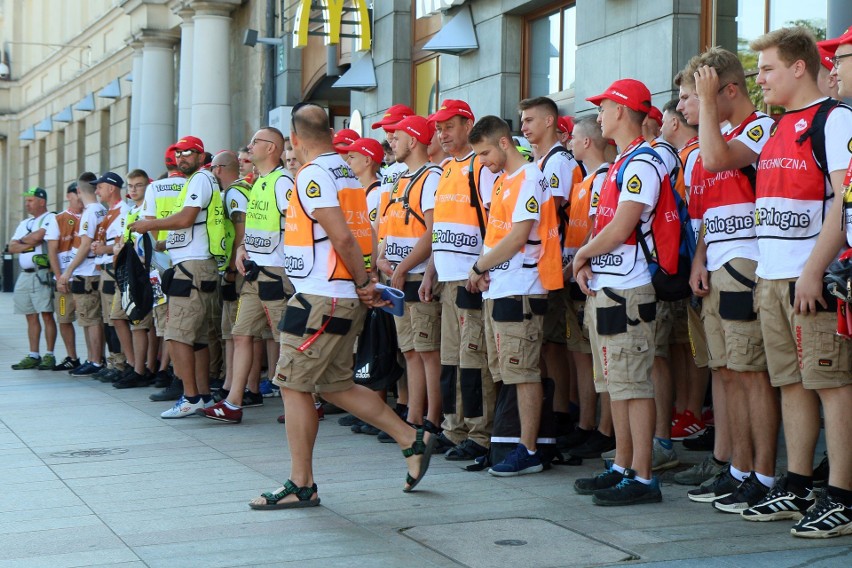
[701,407,715,426]
[198,401,242,424]
[671,410,705,440]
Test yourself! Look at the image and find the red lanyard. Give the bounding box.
[297,297,338,352]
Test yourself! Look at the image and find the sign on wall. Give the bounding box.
[292,0,372,52]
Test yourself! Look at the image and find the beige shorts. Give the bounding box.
[220,277,242,340]
[164,259,219,346]
[670,299,690,344]
[687,301,709,368]
[231,266,292,342]
[273,293,366,394]
[702,259,766,372]
[55,290,76,324]
[99,269,126,324]
[543,287,570,344]
[566,287,592,354]
[153,302,168,337]
[71,276,101,327]
[393,274,441,352]
[588,283,656,401]
[440,280,487,368]
[756,277,851,390]
[484,295,546,385]
[13,270,53,314]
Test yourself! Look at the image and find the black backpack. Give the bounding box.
[354,308,404,391]
[115,233,154,324]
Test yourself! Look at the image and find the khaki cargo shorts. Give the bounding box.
[71,276,102,327]
[484,294,547,385]
[542,287,570,344]
[393,274,441,353]
[440,280,487,368]
[232,266,293,342]
[55,290,76,324]
[566,283,591,353]
[164,259,219,346]
[687,301,709,368]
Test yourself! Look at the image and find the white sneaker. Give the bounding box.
[161,396,204,419]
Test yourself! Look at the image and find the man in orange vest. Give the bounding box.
[468,115,563,477]
[377,115,444,434]
[423,99,499,461]
[247,103,435,509]
[573,79,666,506]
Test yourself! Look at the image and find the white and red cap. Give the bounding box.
[384,115,434,146]
[586,78,653,113]
[428,99,474,123]
[340,138,384,165]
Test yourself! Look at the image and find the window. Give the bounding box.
[415,56,440,118]
[523,2,577,98]
[705,0,827,110]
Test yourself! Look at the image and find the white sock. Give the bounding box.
[223,400,241,411]
[635,475,653,485]
[29,352,39,358]
[730,466,747,482]
[755,472,774,488]
[526,447,536,455]
[314,401,322,409]
[612,463,626,474]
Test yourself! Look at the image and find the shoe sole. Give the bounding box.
[593,493,663,506]
[671,427,706,441]
[713,500,751,513]
[688,491,733,503]
[652,458,680,472]
[742,510,805,522]
[199,413,241,424]
[161,412,199,419]
[575,483,620,496]
[791,524,852,538]
[673,473,720,486]
[242,402,264,408]
[488,464,544,477]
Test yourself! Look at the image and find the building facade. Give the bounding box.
[1,0,850,247]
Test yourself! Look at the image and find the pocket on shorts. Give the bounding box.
[608,334,651,380]
[280,304,309,336]
[719,290,757,321]
[168,277,193,298]
[70,278,87,295]
[455,286,483,310]
[499,325,540,370]
[492,297,524,322]
[258,279,286,301]
[789,281,836,313]
[221,282,238,302]
[321,315,352,336]
[199,280,217,293]
[403,280,421,303]
[597,304,627,336]
[460,317,484,354]
[810,330,852,373]
[101,280,116,295]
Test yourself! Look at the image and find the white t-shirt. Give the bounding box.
[223,185,249,220]
[12,211,53,270]
[538,142,580,200]
[167,169,219,264]
[590,145,665,291]
[704,113,774,271]
[73,202,106,277]
[96,201,131,266]
[142,175,187,219]
[484,162,549,299]
[288,152,363,299]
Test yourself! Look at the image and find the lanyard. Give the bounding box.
[297,297,338,352]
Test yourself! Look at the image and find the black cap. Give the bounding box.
[24,187,48,200]
[93,171,124,188]
[67,182,78,194]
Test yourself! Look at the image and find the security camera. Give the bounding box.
[0,62,9,79]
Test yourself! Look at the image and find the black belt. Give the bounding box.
[22,268,36,273]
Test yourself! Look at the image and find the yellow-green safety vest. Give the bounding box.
[223,178,252,266]
[244,167,290,256]
[169,170,228,270]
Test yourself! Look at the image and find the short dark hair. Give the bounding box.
[78,171,97,183]
[662,99,689,125]
[127,169,149,180]
[469,116,512,146]
[518,96,559,118]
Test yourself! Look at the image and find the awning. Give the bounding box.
[35,117,53,132]
[19,126,35,141]
[53,106,73,122]
[74,93,95,111]
[423,5,478,56]
[98,79,120,98]
[332,52,377,91]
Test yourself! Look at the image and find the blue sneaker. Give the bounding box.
[488,444,543,477]
[259,379,280,398]
[70,361,102,376]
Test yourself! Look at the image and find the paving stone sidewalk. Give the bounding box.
[0,293,847,567]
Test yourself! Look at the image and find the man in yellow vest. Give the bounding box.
[468,115,563,476]
[248,103,436,509]
[129,136,225,419]
[423,99,499,461]
[200,128,295,424]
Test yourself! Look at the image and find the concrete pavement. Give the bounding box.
[0,292,848,567]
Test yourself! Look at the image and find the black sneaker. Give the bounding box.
[713,473,771,513]
[557,427,592,450]
[433,432,457,453]
[445,439,488,461]
[377,430,395,443]
[149,376,183,401]
[209,377,225,391]
[813,454,829,488]
[593,473,662,506]
[113,371,154,389]
[687,466,739,503]
[350,419,366,432]
[153,369,173,388]
[575,467,624,495]
[242,390,263,408]
[359,424,380,435]
[682,426,715,451]
[213,387,230,403]
[338,414,360,426]
[52,356,81,371]
[568,430,616,459]
[790,495,852,538]
[95,367,122,383]
[742,476,815,522]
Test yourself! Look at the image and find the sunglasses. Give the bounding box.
[176,149,199,157]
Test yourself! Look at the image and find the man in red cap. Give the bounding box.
[377,115,444,437]
[342,137,384,232]
[140,143,189,401]
[333,128,360,154]
[518,96,585,446]
[746,25,852,539]
[572,78,667,506]
[816,42,840,98]
[557,115,574,147]
[422,99,499,461]
[130,135,227,419]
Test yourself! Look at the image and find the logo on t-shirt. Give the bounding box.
[747,124,764,142]
[525,196,539,214]
[550,174,559,189]
[305,181,321,198]
[83,222,88,231]
[626,174,642,194]
[848,138,852,154]
[230,199,237,210]
[794,119,808,133]
[286,188,293,201]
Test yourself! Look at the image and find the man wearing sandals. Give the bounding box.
[249,103,435,510]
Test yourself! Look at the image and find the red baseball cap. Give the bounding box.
[173,136,204,153]
[385,115,434,145]
[164,144,178,167]
[371,104,415,130]
[818,26,852,54]
[557,115,574,135]
[587,78,652,113]
[647,106,663,126]
[332,128,360,151]
[428,99,474,123]
[340,138,384,165]
[816,44,835,71]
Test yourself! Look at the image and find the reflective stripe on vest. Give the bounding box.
[245,168,289,255]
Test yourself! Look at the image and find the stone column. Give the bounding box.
[137,32,179,177]
[189,1,240,153]
[176,7,195,137]
[128,42,144,169]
